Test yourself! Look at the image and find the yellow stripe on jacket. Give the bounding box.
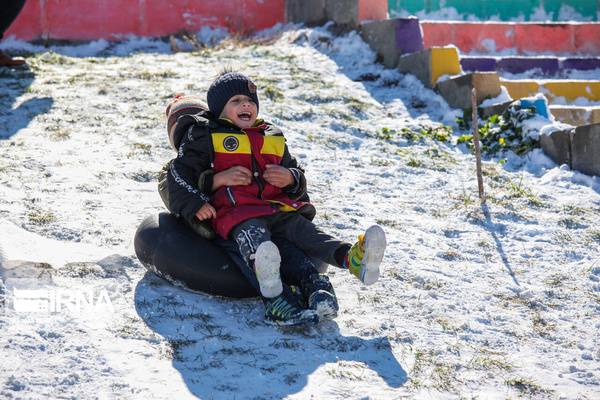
[260,135,286,157]
[212,133,251,154]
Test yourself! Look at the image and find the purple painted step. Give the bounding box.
[562,58,600,70]
[461,57,497,72]
[360,17,424,68]
[461,56,600,75]
[497,57,559,75]
[394,18,424,55]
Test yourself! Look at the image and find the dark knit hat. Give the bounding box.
[207,72,259,118]
[165,94,207,149]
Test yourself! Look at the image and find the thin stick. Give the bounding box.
[471,88,486,204]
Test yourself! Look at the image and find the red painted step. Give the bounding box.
[422,21,600,56]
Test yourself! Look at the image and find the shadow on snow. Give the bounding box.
[0,66,53,140]
[134,272,407,398]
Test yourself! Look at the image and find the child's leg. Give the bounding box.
[216,236,319,326]
[230,218,282,298]
[274,238,338,319]
[273,214,387,285]
[273,237,320,286]
[214,237,261,293]
[270,213,349,267]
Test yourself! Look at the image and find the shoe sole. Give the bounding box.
[254,241,282,298]
[361,225,386,285]
[315,302,338,320]
[310,291,339,320]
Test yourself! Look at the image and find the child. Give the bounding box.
[166,71,387,326]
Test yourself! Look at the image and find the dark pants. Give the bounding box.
[1,0,26,40]
[228,213,350,292]
[216,236,320,295]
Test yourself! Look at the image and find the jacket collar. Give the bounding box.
[216,117,267,131]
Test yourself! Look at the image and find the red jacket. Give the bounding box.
[167,114,315,239]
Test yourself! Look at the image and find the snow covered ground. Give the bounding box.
[1,26,599,399]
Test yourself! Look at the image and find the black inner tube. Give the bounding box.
[134,213,257,298]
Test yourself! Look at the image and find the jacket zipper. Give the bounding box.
[225,186,237,206]
[252,156,264,199]
[243,128,265,200]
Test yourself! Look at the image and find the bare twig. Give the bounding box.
[471,88,486,204]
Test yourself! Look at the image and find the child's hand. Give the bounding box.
[263,164,293,188]
[195,203,216,221]
[213,166,252,190]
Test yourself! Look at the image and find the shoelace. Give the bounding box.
[269,297,297,319]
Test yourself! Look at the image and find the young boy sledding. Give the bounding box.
[166,71,387,326]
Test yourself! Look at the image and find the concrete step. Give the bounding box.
[541,123,600,176]
[397,47,462,88]
[461,56,600,75]
[550,106,600,126]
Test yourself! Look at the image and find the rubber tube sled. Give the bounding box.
[134,213,257,298]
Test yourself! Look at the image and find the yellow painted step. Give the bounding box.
[500,79,600,101]
[429,47,462,87]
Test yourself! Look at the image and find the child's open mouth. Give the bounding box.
[238,112,252,121]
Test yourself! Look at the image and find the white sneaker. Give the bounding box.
[254,241,283,298]
[347,225,387,285]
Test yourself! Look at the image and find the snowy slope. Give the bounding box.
[1,26,599,399]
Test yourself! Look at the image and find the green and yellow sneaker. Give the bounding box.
[263,286,319,327]
[345,225,387,285]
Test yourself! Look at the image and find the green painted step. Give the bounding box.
[388,0,598,21]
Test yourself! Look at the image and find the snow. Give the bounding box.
[480,86,513,107]
[1,25,600,399]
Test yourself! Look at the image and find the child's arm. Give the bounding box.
[167,125,213,224]
[211,165,252,191]
[269,144,307,199]
[195,203,216,221]
[263,164,293,188]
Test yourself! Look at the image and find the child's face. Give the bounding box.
[220,94,258,129]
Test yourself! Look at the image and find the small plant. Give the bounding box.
[506,177,545,207]
[376,125,452,143]
[50,128,71,141]
[369,156,393,166]
[407,158,423,168]
[377,126,396,141]
[544,273,568,287]
[135,70,178,80]
[458,105,538,156]
[28,209,56,225]
[505,376,551,396]
[453,189,476,210]
[588,230,600,243]
[166,338,196,361]
[263,85,284,101]
[128,142,152,158]
[346,98,368,114]
[532,311,556,337]
[468,353,513,372]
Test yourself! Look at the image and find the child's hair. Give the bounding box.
[206,70,259,118]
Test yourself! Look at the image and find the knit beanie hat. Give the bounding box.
[165,94,207,149]
[207,72,259,118]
